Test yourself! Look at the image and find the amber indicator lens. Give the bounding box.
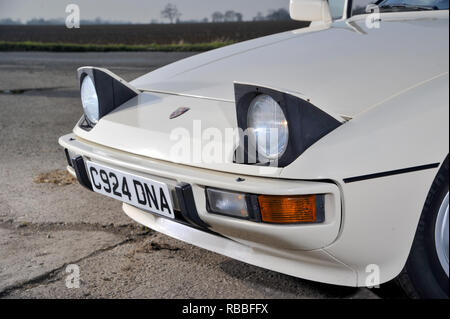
[258,194,317,224]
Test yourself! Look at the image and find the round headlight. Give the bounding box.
[247,94,289,160]
[80,76,99,124]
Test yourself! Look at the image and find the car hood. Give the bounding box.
[131,11,449,118]
[75,12,449,176]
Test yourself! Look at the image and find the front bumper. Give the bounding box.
[60,133,356,286]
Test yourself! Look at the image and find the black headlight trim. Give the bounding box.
[234,83,342,168]
[77,67,140,129]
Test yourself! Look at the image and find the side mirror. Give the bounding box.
[289,0,332,23]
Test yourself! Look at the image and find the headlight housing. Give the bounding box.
[247,94,289,161]
[77,67,140,129]
[234,83,342,168]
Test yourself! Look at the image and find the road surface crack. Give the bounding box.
[0,86,67,95]
[0,219,151,237]
[0,232,149,298]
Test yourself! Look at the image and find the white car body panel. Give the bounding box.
[131,11,448,118]
[60,9,449,287]
[123,204,356,286]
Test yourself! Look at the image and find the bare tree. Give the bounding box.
[212,11,224,23]
[224,10,236,22]
[161,3,181,24]
[253,12,265,21]
[266,8,290,21]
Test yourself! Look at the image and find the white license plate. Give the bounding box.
[86,161,175,219]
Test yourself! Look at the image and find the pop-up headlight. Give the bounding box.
[234,83,343,167]
[77,67,140,128]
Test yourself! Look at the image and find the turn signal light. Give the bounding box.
[258,194,318,224]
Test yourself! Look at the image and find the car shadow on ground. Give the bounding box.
[372,281,409,299]
[219,259,364,298]
[219,259,408,299]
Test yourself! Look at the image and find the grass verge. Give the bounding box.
[0,41,234,52]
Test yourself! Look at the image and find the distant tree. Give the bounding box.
[0,18,22,25]
[253,12,266,21]
[26,18,64,25]
[266,8,291,21]
[161,3,181,24]
[224,10,235,22]
[235,12,243,22]
[212,11,224,23]
[224,10,243,22]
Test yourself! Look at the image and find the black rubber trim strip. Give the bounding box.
[245,194,261,222]
[343,163,440,184]
[72,156,93,191]
[176,183,210,229]
[64,148,73,168]
[315,194,325,223]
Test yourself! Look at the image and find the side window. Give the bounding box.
[329,0,347,19]
[352,0,379,15]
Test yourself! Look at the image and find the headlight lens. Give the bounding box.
[247,94,289,160]
[80,76,99,124]
[206,188,250,219]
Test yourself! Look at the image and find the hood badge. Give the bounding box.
[169,107,190,119]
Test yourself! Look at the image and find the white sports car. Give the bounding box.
[59,0,449,298]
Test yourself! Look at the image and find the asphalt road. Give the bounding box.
[0,52,381,299]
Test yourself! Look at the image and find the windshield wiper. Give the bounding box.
[379,4,439,11]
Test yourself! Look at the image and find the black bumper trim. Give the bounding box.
[175,183,210,229]
[64,148,73,168]
[72,156,93,191]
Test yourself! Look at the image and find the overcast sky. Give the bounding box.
[0,0,291,22]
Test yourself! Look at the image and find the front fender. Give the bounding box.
[280,73,449,285]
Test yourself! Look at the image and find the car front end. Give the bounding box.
[59,0,449,296]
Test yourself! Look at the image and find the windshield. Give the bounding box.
[352,0,449,15]
[329,0,348,19]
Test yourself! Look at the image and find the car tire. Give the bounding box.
[396,156,449,299]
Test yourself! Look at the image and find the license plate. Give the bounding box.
[86,161,175,219]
